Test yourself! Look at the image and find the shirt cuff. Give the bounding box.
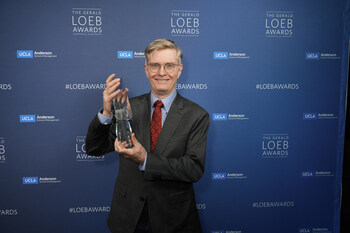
[139,152,148,171]
[97,109,112,125]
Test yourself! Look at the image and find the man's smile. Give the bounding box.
[154,78,170,82]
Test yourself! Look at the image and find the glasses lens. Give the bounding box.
[164,64,175,73]
[149,64,160,73]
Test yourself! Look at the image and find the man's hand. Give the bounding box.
[102,74,129,117]
[114,133,147,165]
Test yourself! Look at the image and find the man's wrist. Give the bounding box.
[98,109,112,125]
[139,152,148,171]
[102,109,112,118]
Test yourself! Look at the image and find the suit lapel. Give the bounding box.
[135,93,151,152]
[154,94,184,154]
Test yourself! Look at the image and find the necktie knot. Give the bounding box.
[154,100,163,108]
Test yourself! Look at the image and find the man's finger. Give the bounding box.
[108,89,121,102]
[131,133,138,146]
[106,73,116,83]
[106,80,121,95]
[121,89,129,103]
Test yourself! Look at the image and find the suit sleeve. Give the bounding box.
[144,110,210,183]
[85,115,116,156]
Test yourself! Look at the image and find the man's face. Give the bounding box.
[144,48,183,99]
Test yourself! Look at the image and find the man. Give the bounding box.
[86,39,210,233]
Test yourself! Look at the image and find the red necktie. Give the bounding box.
[150,100,163,152]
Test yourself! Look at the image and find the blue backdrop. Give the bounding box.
[1,0,349,232]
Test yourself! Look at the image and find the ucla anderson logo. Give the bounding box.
[23,177,38,184]
[213,52,228,59]
[17,50,33,58]
[305,52,320,60]
[20,115,36,123]
[212,113,227,121]
[118,51,133,59]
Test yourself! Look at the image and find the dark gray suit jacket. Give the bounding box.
[86,93,210,233]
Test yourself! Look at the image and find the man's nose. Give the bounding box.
[158,65,166,75]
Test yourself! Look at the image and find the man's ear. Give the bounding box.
[144,64,149,79]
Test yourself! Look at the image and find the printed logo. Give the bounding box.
[118,51,133,59]
[214,52,250,60]
[23,177,38,184]
[133,51,145,58]
[305,52,320,60]
[256,83,299,90]
[265,11,293,38]
[196,203,206,210]
[171,10,199,36]
[65,83,106,90]
[32,51,57,58]
[19,115,60,123]
[213,52,228,59]
[228,52,250,59]
[17,50,57,58]
[227,114,249,120]
[36,115,59,122]
[20,115,36,123]
[298,227,331,233]
[303,113,317,120]
[17,50,33,58]
[212,113,227,121]
[212,172,247,180]
[176,83,208,90]
[252,201,295,208]
[212,173,227,180]
[301,171,334,178]
[213,113,249,121]
[68,206,110,214]
[0,84,12,90]
[115,51,144,59]
[0,137,5,163]
[306,52,340,60]
[0,209,18,216]
[23,177,62,184]
[301,171,314,177]
[303,113,337,120]
[262,134,289,158]
[320,53,340,59]
[72,8,103,35]
[38,177,62,183]
[76,136,104,162]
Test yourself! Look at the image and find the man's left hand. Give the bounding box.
[114,133,146,164]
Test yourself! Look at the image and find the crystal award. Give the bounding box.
[113,94,133,148]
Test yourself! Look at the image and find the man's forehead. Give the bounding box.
[148,48,177,60]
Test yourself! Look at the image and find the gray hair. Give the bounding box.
[144,39,183,65]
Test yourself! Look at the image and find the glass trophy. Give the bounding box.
[113,93,133,148]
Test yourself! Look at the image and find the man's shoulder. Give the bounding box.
[129,93,149,104]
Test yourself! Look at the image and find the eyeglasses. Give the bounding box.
[147,63,180,73]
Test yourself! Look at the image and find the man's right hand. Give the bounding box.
[102,74,128,117]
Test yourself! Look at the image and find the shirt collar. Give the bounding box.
[151,91,177,113]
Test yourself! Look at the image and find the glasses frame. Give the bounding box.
[146,63,181,74]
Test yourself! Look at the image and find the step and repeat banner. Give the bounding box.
[1,0,349,232]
